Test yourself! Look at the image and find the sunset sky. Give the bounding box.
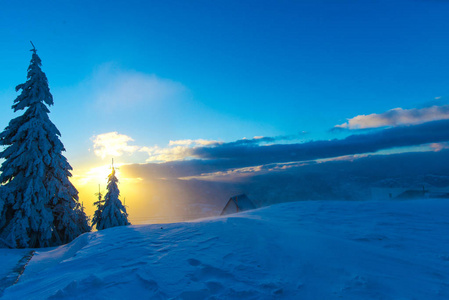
[1,0,449,223]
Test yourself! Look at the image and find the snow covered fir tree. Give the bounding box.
[91,185,104,230]
[94,160,130,230]
[0,45,90,248]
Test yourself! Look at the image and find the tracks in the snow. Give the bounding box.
[0,250,35,296]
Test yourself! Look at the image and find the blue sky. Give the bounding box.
[1,1,449,221]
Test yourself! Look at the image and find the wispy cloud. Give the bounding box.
[86,63,187,112]
[139,145,195,162]
[168,139,221,147]
[141,139,222,162]
[335,105,449,130]
[430,142,449,152]
[92,132,140,159]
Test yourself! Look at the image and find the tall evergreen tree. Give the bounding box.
[96,161,130,230]
[0,45,89,248]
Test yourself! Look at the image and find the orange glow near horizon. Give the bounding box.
[72,163,126,219]
[72,163,163,225]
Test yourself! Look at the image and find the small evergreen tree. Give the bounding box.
[92,202,104,229]
[92,186,104,230]
[74,202,91,234]
[0,44,89,248]
[96,162,130,230]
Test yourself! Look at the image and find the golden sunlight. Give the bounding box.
[80,165,116,186]
[72,163,145,223]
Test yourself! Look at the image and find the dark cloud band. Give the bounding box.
[124,119,449,180]
[192,119,449,164]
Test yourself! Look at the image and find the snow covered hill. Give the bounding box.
[2,199,449,299]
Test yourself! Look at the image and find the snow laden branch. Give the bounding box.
[0,48,90,248]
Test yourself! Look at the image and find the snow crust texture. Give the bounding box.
[2,199,449,299]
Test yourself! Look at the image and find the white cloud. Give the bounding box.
[91,130,222,163]
[141,139,221,162]
[87,63,187,112]
[180,165,265,182]
[92,132,140,159]
[430,142,449,152]
[168,139,220,147]
[140,145,195,162]
[335,105,449,130]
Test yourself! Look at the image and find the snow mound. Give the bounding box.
[3,199,449,299]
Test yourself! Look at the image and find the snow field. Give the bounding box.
[2,199,449,299]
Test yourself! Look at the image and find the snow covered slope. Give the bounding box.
[2,199,449,299]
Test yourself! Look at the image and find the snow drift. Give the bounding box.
[2,199,449,299]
